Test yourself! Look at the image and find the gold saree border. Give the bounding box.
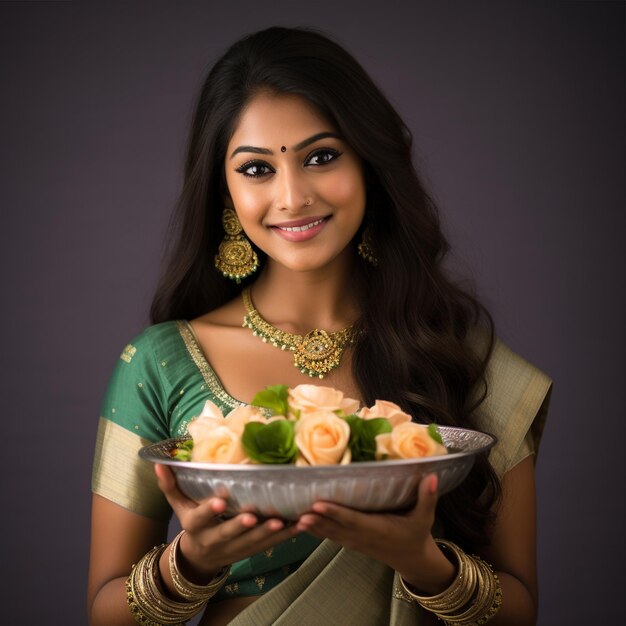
[478,339,553,477]
[91,417,170,520]
[176,320,246,413]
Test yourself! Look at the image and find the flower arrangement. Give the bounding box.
[172,384,447,465]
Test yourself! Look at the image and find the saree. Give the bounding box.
[226,337,552,625]
[92,321,552,624]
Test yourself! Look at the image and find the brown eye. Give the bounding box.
[236,161,274,178]
[305,149,341,166]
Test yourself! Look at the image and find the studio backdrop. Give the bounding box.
[0,2,623,624]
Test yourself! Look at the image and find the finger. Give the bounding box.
[209,517,300,563]
[227,518,301,556]
[212,512,261,540]
[309,501,356,526]
[296,512,368,549]
[215,512,300,541]
[296,512,329,533]
[297,511,348,536]
[311,500,398,535]
[181,496,232,532]
[155,464,223,515]
[410,472,439,527]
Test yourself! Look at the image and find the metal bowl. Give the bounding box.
[139,426,496,520]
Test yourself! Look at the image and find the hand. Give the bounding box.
[295,473,455,594]
[155,464,301,581]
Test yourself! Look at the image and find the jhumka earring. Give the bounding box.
[357,227,379,266]
[214,208,259,283]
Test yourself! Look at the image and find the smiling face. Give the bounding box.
[224,92,367,274]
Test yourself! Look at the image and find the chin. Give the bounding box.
[272,250,354,275]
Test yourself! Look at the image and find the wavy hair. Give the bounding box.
[150,26,499,549]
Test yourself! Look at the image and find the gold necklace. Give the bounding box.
[241,286,356,379]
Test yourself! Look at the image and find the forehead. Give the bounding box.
[228,92,336,147]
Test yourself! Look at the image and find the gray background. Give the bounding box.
[1,1,623,624]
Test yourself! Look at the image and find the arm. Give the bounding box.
[88,469,302,626]
[296,455,538,625]
[475,455,538,625]
[88,495,168,626]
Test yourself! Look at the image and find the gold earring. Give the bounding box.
[357,227,378,266]
[214,208,259,283]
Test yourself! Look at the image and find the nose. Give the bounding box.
[274,166,312,213]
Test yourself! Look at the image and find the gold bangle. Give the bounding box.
[126,568,165,626]
[400,540,475,613]
[168,530,230,602]
[126,544,207,625]
[140,545,207,620]
[442,555,500,624]
[398,540,502,626]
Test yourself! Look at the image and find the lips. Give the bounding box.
[270,215,330,242]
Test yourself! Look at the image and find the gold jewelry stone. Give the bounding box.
[241,286,356,379]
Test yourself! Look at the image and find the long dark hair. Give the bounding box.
[151,26,500,549]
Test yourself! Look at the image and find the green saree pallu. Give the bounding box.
[92,320,552,625]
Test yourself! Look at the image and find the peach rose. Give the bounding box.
[358,400,412,427]
[191,426,248,464]
[288,384,360,418]
[375,422,447,460]
[187,402,273,464]
[294,410,351,465]
[187,402,265,442]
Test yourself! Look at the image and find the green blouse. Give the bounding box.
[91,320,321,599]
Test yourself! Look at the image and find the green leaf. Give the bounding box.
[427,423,443,445]
[242,420,297,464]
[171,439,193,461]
[172,448,192,462]
[251,385,290,416]
[345,415,392,462]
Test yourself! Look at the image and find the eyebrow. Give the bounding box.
[229,132,342,159]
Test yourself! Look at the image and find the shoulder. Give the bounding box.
[124,320,183,352]
[102,321,189,406]
[467,328,552,396]
[484,337,552,401]
[116,321,188,368]
[473,335,553,477]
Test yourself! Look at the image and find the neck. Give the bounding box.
[247,254,361,334]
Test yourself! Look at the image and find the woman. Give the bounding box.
[88,26,551,625]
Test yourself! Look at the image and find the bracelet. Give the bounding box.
[125,543,210,625]
[168,530,230,602]
[399,539,503,626]
[409,541,475,615]
[442,556,502,625]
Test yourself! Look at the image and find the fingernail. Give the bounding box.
[429,475,438,494]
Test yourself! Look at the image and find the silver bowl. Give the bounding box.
[139,426,495,520]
